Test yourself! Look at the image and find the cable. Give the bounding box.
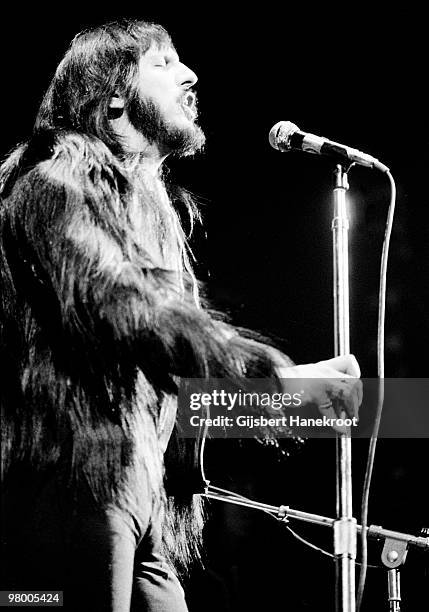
[198,410,209,485]
[198,170,397,608]
[205,484,381,568]
[284,525,381,569]
[356,170,396,611]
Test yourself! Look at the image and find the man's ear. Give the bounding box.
[108,94,125,119]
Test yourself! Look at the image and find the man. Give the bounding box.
[0,19,361,611]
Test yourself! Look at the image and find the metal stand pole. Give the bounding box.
[204,488,429,550]
[332,165,356,612]
[387,569,401,612]
[204,488,428,611]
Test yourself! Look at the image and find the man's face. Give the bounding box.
[126,41,205,156]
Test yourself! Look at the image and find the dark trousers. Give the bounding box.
[0,467,188,611]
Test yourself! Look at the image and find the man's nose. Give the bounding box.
[178,63,198,88]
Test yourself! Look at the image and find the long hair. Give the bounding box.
[1,19,201,302]
[35,20,172,153]
[44,18,201,290]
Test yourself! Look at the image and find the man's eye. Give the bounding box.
[154,57,171,67]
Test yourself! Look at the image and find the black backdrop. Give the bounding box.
[1,6,428,610]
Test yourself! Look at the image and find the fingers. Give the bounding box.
[356,377,363,406]
[318,403,350,434]
[276,356,363,429]
[328,378,362,418]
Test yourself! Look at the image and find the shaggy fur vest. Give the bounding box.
[0,131,293,569]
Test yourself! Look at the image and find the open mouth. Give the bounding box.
[180,91,197,119]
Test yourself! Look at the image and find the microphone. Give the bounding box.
[269,121,389,173]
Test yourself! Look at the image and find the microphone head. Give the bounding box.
[269,121,299,151]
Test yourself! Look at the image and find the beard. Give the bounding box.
[126,90,206,158]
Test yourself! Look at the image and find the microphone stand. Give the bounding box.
[332,164,356,612]
[203,486,428,610]
[201,158,403,608]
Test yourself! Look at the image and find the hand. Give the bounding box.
[276,354,363,432]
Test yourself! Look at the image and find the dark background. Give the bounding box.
[1,6,428,610]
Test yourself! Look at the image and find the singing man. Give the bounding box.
[0,19,362,611]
